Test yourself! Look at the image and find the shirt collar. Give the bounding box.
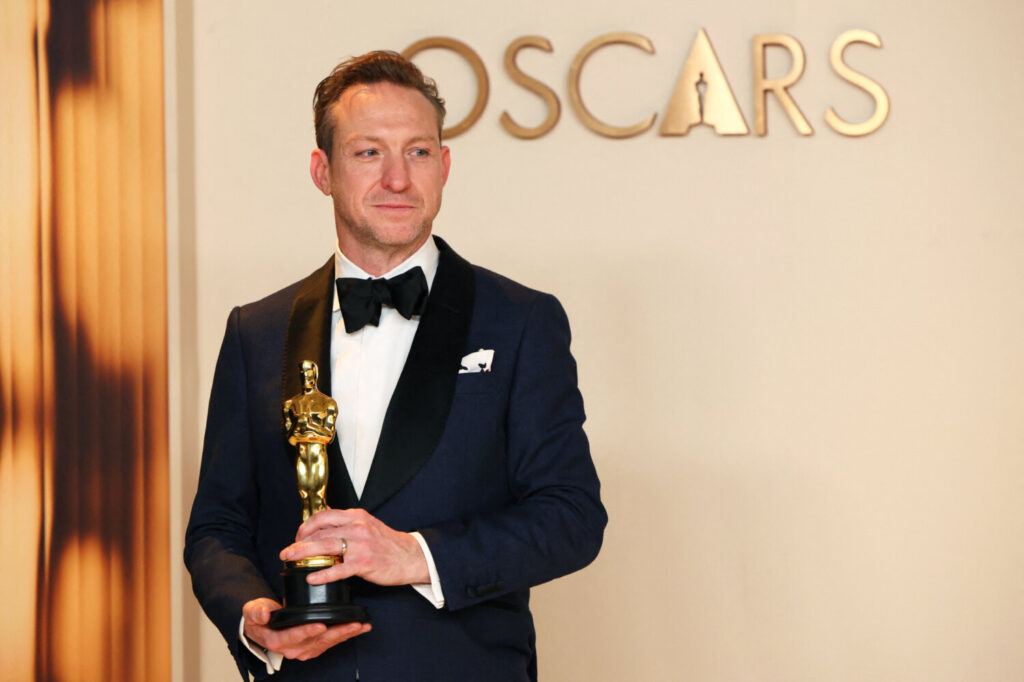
[333,236,440,313]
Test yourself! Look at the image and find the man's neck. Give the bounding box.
[333,235,440,296]
[336,234,432,277]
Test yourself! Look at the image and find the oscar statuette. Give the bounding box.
[267,360,369,629]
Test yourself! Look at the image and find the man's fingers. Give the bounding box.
[279,539,331,562]
[255,622,327,654]
[242,597,281,626]
[245,605,269,625]
[295,509,348,539]
[280,534,354,562]
[295,508,368,540]
[244,613,369,660]
[294,622,371,660]
[326,622,371,642]
[286,509,373,560]
[305,561,358,585]
[305,534,351,558]
[316,623,371,650]
[271,622,328,648]
[283,510,428,586]
[276,622,371,660]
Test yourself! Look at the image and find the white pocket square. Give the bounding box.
[459,348,494,374]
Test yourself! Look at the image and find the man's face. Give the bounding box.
[311,82,450,271]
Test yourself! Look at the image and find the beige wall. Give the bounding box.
[166,1,1024,680]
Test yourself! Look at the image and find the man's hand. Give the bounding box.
[280,508,430,586]
[242,597,370,661]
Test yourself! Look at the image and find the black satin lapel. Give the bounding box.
[281,257,333,403]
[325,438,356,510]
[358,236,475,511]
[281,255,359,510]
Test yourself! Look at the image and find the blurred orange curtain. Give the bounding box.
[0,0,170,680]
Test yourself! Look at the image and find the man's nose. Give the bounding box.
[381,156,411,192]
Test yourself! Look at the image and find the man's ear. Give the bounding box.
[310,149,331,195]
[441,145,451,185]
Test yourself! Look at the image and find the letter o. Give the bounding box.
[403,37,489,140]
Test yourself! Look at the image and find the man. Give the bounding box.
[185,51,606,681]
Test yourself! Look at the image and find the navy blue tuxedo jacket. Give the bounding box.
[184,237,606,681]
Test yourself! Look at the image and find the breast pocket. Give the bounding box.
[454,371,497,395]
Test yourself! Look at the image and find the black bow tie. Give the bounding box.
[336,266,428,333]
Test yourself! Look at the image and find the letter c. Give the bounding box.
[568,32,657,139]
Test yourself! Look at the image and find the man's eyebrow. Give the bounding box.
[343,134,384,145]
[343,134,438,146]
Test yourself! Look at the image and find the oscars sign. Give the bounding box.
[403,29,889,140]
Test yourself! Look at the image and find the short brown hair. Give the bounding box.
[313,51,447,158]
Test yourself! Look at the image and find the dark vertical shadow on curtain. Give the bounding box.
[0,0,170,679]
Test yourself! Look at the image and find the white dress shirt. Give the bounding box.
[243,238,446,674]
[330,239,438,499]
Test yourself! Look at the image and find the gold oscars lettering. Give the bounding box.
[403,28,889,139]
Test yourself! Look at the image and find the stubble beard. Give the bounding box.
[336,212,435,273]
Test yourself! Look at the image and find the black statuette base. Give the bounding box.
[267,564,370,630]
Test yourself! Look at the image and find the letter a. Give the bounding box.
[660,29,748,136]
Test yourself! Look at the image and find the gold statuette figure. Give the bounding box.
[282,360,338,570]
[283,360,337,522]
[269,360,368,628]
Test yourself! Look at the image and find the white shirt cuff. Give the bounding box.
[410,531,445,608]
[239,615,283,675]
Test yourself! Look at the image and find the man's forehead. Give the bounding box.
[340,82,386,103]
[335,82,431,114]
[330,83,442,144]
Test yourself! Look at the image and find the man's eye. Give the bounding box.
[358,149,378,157]
[410,148,429,157]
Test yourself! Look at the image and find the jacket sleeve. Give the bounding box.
[418,293,607,610]
[184,307,278,679]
